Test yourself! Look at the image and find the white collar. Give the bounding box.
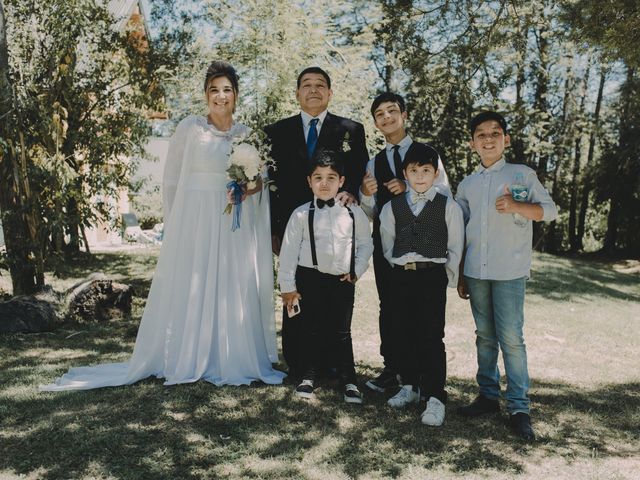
[301,110,328,127]
[386,134,412,152]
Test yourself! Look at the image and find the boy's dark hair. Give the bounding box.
[370,92,406,118]
[402,142,440,171]
[307,150,344,176]
[204,60,239,93]
[469,111,508,137]
[297,67,332,89]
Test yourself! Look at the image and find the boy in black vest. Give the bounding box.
[360,93,451,393]
[278,152,373,404]
[379,142,464,425]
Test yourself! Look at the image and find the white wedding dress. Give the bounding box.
[41,115,285,391]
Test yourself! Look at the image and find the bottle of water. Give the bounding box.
[511,172,528,227]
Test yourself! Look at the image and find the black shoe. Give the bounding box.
[457,395,501,417]
[509,412,536,441]
[295,379,315,399]
[365,369,400,393]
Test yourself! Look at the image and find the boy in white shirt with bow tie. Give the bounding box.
[278,151,373,404]
[379,142,464,425]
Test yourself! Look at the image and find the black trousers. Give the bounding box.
[372,223,398,372]
[391,263,448,404]
[292,266,357,385]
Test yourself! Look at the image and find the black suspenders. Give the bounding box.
[308,201,356,279]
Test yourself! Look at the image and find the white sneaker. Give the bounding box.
[421,396,445,426]
[387,385,420,408]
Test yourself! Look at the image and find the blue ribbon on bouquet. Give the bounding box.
[227,180,243,231]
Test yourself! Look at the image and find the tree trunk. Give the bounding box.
[531,10,550,250]
[511,7,527,166]
[0,1,42,294]
[603,66,635,254]
[533,18,550,181]
[577,67,606,251]
[568,60,592,252]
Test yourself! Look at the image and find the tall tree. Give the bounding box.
[0,0,182,293]
[0,0,44,293]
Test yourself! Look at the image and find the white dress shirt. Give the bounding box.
[278,198,374,293]
[360,135,452,219]
[300,110,328,142]
[455,158,558,280]
[379,186,464,288]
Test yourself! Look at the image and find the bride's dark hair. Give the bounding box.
[204,61,240,93]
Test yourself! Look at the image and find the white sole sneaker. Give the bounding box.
[296,390,315,400]
[387,385,420,408]
[344,384,364,404]
[421,397,445,426]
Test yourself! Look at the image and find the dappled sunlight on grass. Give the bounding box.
[1,251,639,479]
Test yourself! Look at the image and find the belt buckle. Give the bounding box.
[404,262,416,271]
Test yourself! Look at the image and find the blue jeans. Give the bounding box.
[465,276,530,414]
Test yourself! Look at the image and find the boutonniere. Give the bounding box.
[342,131,351,153]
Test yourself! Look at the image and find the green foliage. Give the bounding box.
[0,0,190,291]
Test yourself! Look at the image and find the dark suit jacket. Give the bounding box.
[265,112,369,241]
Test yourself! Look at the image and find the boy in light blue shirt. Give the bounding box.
[455,111,557,441]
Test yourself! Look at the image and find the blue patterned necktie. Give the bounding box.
[307,118,319,159]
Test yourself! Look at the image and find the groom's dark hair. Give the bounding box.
[308,150,344,176]
[371,92,406,118]
[297,67,332,89]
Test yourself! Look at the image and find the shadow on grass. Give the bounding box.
[1,369,639,479]
[52,250,159,300]
[528,254,640,302]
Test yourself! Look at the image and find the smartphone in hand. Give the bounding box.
[287,298,301,318]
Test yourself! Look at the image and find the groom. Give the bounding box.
[265,66,369,376]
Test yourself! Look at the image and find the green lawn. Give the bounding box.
[1,250,639,479]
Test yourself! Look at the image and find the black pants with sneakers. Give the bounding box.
[391,263,448,404]
[295,266,357,386]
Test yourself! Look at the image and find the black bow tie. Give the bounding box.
[316,198,335,209]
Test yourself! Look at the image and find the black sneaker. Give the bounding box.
[295,379,315,399]
[456,395,500,417]
[509,412,536,441]
[344,383,363,404]
[365,369,400,393]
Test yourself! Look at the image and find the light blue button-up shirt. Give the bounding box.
[455,159,557,280]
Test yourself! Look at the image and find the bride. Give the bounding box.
[41,61,286,390]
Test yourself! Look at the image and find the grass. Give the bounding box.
[1,249,639,479]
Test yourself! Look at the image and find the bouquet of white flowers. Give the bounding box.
[224,131,272,231]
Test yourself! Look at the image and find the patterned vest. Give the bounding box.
[391,192,448,259]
